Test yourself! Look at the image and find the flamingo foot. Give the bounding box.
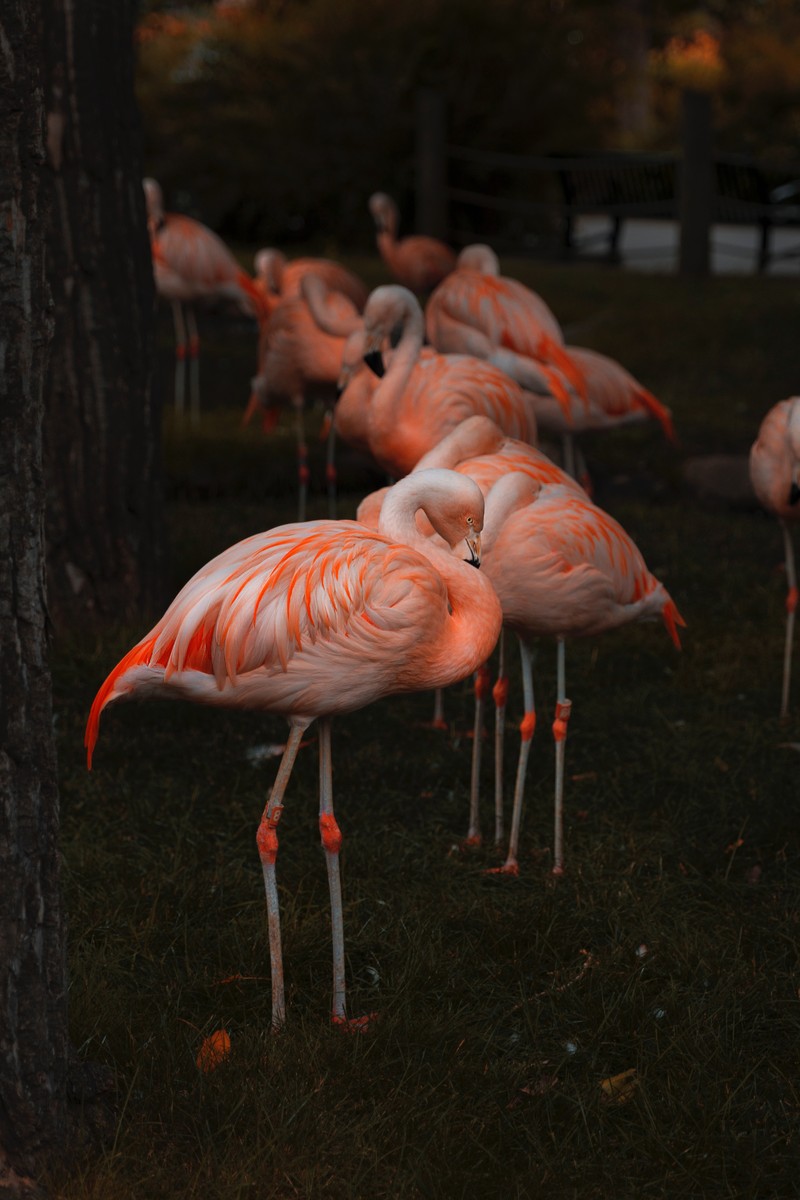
[484,860,519,877]
[551,864,565,877]
[331,1012,378,1034]
[460,834,482,850]
[417,718,449,732]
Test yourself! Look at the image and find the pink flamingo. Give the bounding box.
[749,396,800,718]
[408,417,586,838]
[85,468,503,1029]
[344,285,538,479]
[368,192,456,293]
[426,244,673,477]
[479,472,684,875]
[143,178,268,424]
[359,435,684,874]
[242,274,363,520]
[252,248,368,321]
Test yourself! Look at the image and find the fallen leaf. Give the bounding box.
[600,1068,638,1105]
[196,1029,231,1072]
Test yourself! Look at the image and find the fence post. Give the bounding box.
[679,88,713,277]
[415,88,448,239]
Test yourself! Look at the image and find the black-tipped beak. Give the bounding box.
[364,349,386,378]
[335,384,344,401]
[464,533,481,568]
[789,482,800,506]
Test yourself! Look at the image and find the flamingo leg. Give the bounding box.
[466,663,491,845]
[552,637,572,876]
[492,629,509,846]
[171,300,187,420]
[186,305,200,427]
[430,688,446,730]
[494,638,536,876]
[318,718,348,1024]
[256,724,306,1030]
[293,393,308,522]
[780,519,798,721]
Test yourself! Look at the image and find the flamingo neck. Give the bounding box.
[367,296,423,454]
[482,472,542,553]
[378,472,502,683]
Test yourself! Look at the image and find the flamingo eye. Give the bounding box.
[467,516,474,527]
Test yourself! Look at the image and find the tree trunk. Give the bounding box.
[43,0,164,630]
[0,4,66,1194]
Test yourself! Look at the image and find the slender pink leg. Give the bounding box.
[171,300,187,419]
[292,393,308,522]
[492,629,509,846]
[317,719,347,1024]
[552,637,572,876]
[466,663,491,845]
[780,519,797,721]
[492,638,535,876]
[186,306,200,426]
[428,688,447,731]
[319,720,373,1032]
[256,724,306,1030]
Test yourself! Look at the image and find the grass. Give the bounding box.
[51,260,800,1198]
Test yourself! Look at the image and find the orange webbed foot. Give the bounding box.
[331,1012,378,1034]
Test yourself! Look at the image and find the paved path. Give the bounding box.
[574,216,800,275]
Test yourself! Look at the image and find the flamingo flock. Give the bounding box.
[92,181,794,1030]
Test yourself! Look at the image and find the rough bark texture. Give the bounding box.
[0,4,67,1195]
[43,0,164,629]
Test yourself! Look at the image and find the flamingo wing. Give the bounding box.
[85,523,452,763]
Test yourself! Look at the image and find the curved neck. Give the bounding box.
[482,473,541,553]
[367,295,424,448]
[302,275,362,337]
[378,476,502,684]
[413,417,503,473]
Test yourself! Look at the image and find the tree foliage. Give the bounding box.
[137,0,800,244]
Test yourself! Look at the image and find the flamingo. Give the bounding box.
[143,178,268,424]
[253,248,368,321]
[242,274,363,521]
[85,469,503,1029]
[368,192,456,293]
[479,472,684,875]
[426,244,674,478]
[749,396,800,719]
[343,285,538,479]
[359,436,684,874]
[409,416,586,839]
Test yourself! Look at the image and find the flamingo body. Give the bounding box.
[369,192,456,292]
[342,285,538,479]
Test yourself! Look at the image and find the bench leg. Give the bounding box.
[758,219,770,272]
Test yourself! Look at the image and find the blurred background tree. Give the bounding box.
[135,0,800,244]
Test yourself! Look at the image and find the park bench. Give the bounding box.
[556,152,800,270]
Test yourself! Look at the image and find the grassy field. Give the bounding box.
[51,260,800,1198]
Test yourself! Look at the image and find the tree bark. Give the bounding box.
[0,4,67,1194]
[43,0,164,630]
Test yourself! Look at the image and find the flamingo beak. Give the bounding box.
[364,349,386,378]
[464,532,481,568]
[789,481,800,506]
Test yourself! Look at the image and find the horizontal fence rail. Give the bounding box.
[438,143,800,269]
